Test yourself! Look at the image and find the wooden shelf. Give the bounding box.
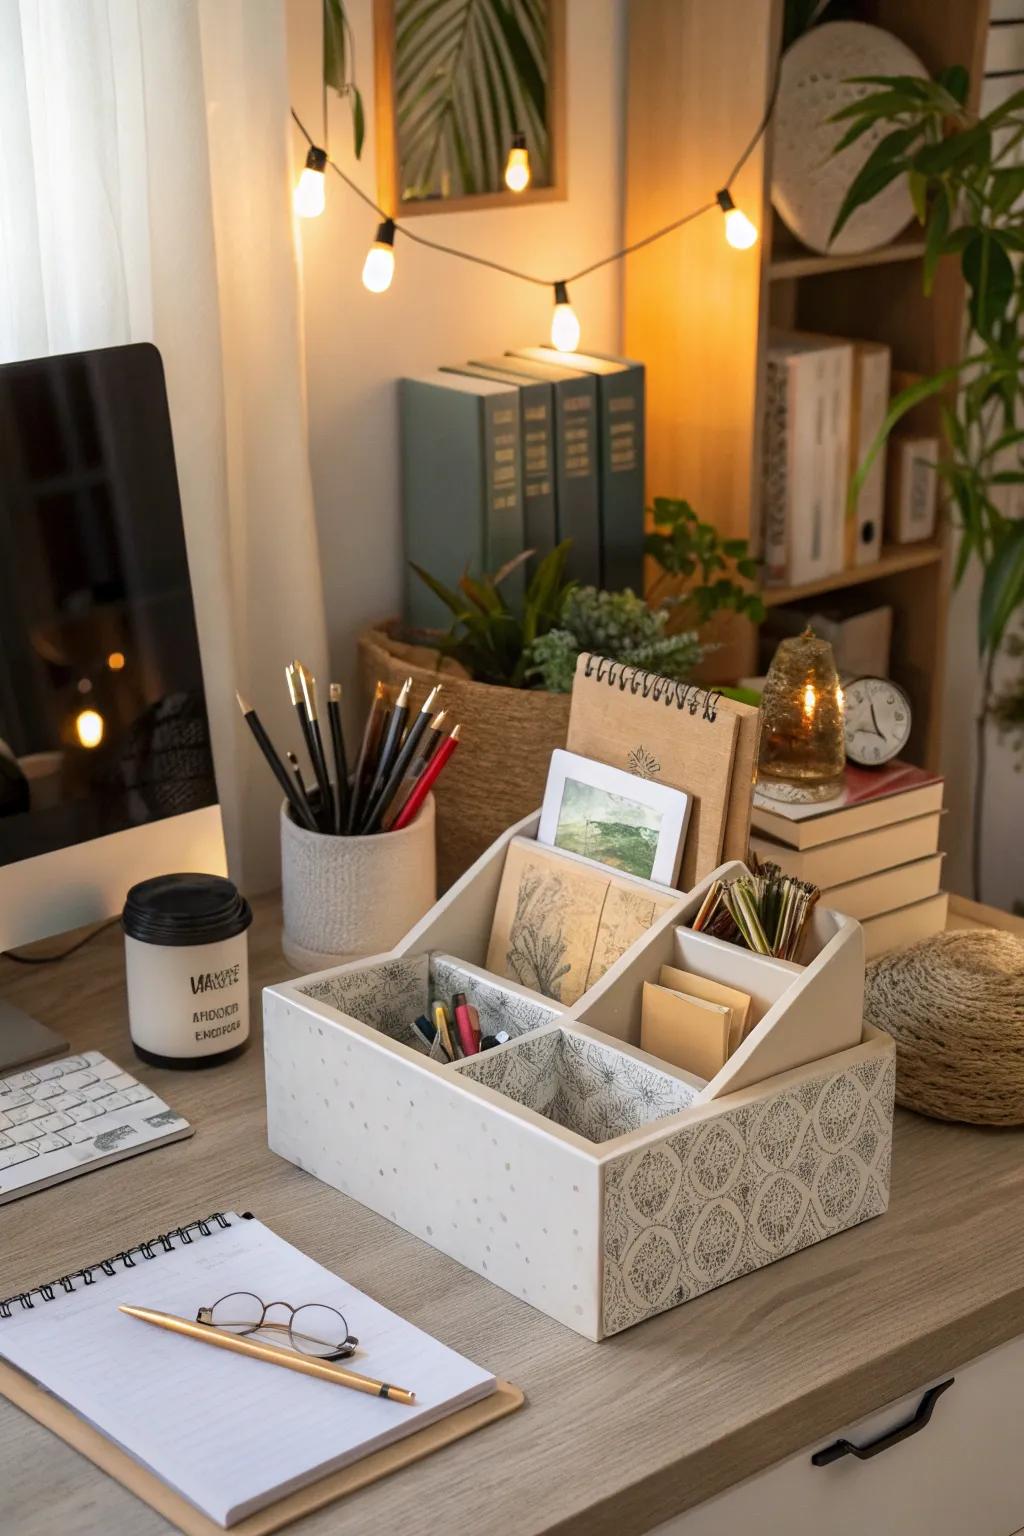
[768,224,926,282]
[762,543,944,607]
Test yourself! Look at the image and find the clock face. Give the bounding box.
[843,677,912,766]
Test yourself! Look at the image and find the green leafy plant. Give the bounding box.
[324,0,365,157]
[409,543,702,692]
[394,0,549,200]
[644,498,765,625]
[827,67,1024,895]
[525,588,702,693]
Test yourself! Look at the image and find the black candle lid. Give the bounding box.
[123,873,252,947]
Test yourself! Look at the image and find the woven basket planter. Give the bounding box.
[358,625,570,891]
[864,927,1024,1126]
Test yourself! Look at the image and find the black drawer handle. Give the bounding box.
[811,1379,955,1467]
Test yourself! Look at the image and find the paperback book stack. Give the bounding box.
[749,762,948,959]
[399,349,645,629]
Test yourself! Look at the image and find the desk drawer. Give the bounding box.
[655,1333,1024,1536]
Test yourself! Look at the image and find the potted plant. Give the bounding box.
[359,544,703,887]
[826,66,1024,897]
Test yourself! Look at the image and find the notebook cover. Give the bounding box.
[0,1359,523,1536]
[566,653,755,889]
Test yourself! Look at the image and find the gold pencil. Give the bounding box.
[119,1305,415,1403]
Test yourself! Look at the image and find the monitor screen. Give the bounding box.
[0,344,216,868]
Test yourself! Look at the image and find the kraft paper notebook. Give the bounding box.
[566,653,760,888]
[0,1212,522,1535]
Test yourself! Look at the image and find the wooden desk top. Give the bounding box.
[2,896,1024,1536]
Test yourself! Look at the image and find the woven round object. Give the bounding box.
[865,929,1024,1126]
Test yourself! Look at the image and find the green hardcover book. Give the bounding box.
[512,347,645,593]
[442,364,557,570]
[399,372,524,630]
[476,354,601,587]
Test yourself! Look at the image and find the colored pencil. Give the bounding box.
[391,724,460,830]
[361,677,412,827]
[380,709,447,831]
[327,682,350,834]
[361,683,441,833]
[347,680,390,832]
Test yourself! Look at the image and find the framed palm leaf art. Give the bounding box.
[373,0,566,214]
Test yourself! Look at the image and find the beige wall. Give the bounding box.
[286,0,627,718]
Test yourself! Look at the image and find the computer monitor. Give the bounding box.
[0,343,225,1070]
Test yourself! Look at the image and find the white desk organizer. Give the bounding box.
[264,814,894,1340]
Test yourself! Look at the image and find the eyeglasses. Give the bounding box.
[196,1292,358,1360]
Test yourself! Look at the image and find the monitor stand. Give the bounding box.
[0,1001,69,1074]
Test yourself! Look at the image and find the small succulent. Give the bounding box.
[525,587,702,693]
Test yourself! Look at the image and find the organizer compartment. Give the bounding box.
[456,1027,699,1144]
[296,951,558,1058]
[265,853,894,1342]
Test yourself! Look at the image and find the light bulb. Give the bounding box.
[550,281,580,353]
[504,133,531,192]
[717,188,758,250]
[75,708,104,749]
[294,146,327,218]
[362,218,396,293]
[107,650,126,671]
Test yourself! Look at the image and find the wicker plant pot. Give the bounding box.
[358,625,570,890]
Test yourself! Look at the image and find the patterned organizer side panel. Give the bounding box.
[298,956,428,1050]
[601,1048,896,1336]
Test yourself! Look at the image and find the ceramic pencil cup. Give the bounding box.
[280,795,436,969]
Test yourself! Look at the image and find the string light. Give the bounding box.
[362,218,396,292]
[288,44,781,346]
[550,281,581,353]
[75,709,104,749]
[716,188,758,250]
[294,146,327,218]
[504,132,531,193]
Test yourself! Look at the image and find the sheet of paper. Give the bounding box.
[0,1215,494,1527]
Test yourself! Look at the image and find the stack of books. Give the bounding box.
[760,330,892,584]
[749,762,948,959]
[399,349,645,629]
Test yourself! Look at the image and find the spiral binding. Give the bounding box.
[582,655,721,720]
[0,1212,231,1319]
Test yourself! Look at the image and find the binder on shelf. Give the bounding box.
[478,354,601,586]
[442,363,557,568]
[400,372,524,628]
[509,347,645,593]
[848,341,890,566]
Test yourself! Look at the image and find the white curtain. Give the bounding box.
[0,0,327,893]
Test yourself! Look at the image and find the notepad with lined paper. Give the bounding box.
[0,1213,496,1528]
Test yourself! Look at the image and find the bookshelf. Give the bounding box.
[624,0,991,772]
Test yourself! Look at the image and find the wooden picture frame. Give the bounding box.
[373,0,566,217]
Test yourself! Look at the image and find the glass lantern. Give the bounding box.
[757,628,845,803]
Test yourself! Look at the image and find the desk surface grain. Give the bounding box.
[1,896,1023,1536]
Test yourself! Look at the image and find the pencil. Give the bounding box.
[286,750,318,832]
[237,693,318,833]
[361,683,441,834]
[361,677,412,827]
[391,724,460,831]
[298,665,334,833]
[285,663,317,781]
[119,1305,415,1403]
[348,681,390,832]
[327,682,350,834]
[380,709,447,831]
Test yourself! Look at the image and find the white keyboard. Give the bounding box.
[0,1050,193,1205]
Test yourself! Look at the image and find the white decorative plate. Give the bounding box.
[772,21,927,255]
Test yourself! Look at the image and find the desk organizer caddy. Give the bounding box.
[264,813,895,1340]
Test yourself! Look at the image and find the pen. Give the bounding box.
[361,683,442,834]
[237,692,319,833]
[119,1304,416,1403]
[453,992,479,1057]
[391,724,461,831]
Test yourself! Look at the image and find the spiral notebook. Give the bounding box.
[566,653,761,888]
[0,1212,519,1533]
